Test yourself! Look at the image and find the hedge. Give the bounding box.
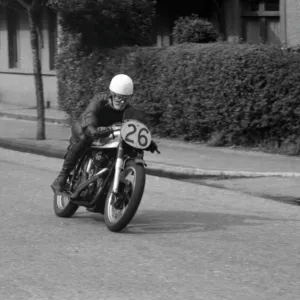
[56,39,300,154]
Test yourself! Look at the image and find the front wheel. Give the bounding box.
[104,161,146,232]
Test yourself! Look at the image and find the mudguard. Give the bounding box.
[124,157,147,168]
[133,158,147,167]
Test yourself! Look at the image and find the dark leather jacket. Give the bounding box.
[71,95,145,143]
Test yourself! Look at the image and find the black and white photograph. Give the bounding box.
[0,0,300,299]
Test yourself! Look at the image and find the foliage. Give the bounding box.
[49,0,156,49]
[57,42,300,154]
[282,44,300,53]
[172,14,219,44]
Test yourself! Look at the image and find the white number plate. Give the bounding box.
[121,119,152,149]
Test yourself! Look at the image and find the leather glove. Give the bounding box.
[84,126,111,139]
[84,125,98,138]
[146,140,160,153]
[96,126,113,138]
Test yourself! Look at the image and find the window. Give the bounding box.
[38,13,44,49]
[242,0,279,13]
[0,10,3,49]
[241,0,280,45]
[249,0,259,11]
[48,10,57,70]
[7,9,19,68]
[265,0,279,11]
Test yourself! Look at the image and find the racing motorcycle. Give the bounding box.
[51,108,160,232]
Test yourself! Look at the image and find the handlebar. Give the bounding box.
[154,148,161,154]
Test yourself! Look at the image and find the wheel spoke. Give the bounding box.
[107,192,128,223]
[106,165,139,225]
[56,194,70,209]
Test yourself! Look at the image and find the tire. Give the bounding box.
[104,161,146,232]
[53,192,79,218]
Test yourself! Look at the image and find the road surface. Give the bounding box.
[0,148,300,300]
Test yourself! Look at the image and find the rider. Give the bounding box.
[51,74,158,193]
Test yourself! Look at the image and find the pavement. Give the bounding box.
[2,102,300,182]
[2,102,300,203]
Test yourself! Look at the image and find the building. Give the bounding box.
[0,0,299,107]
[156,0,300,46]
[224,0,300,45]
[0,6,58,107]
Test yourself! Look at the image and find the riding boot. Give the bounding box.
[51,140,87,192]
[51,163,74,193]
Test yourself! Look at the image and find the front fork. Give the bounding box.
[112,144,146,195]
[112,142,124,194]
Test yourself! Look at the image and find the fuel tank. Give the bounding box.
[91,131,121,149]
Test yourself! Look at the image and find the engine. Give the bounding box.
[93,151,111,169]
[79,151,111,200]
[74,151,113,201]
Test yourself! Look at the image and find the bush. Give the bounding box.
[57,41,300,154]
[282,44,300,53]
[172,14,219,44]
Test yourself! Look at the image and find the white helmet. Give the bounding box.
[109,74,134,95]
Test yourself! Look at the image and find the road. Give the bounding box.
[0,148,300,300]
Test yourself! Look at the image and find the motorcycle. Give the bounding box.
[51,108,160,232]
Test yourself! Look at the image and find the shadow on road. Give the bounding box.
[183,179,300,207]
[258,194,300,206]
[71,205,298,234]
[122,210,284,234]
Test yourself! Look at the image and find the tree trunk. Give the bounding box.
[28,8,45,140]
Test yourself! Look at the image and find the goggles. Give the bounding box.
[111,92,131,102]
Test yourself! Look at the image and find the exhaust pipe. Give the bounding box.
[70,168,109,199]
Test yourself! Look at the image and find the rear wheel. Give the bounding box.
[104,161,145,232]
[53,177,79,218]
[53,192,79,218]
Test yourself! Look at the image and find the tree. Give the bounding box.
[172,14,219,44]
[48,0,156,49]
[0,0,47,140]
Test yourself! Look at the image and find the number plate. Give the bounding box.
[121,119,152,149]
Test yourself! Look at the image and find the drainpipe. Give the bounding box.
[281,0,287,45]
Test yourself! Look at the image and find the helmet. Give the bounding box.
[109,74,134,96]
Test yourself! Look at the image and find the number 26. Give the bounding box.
[125,125,150,147]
